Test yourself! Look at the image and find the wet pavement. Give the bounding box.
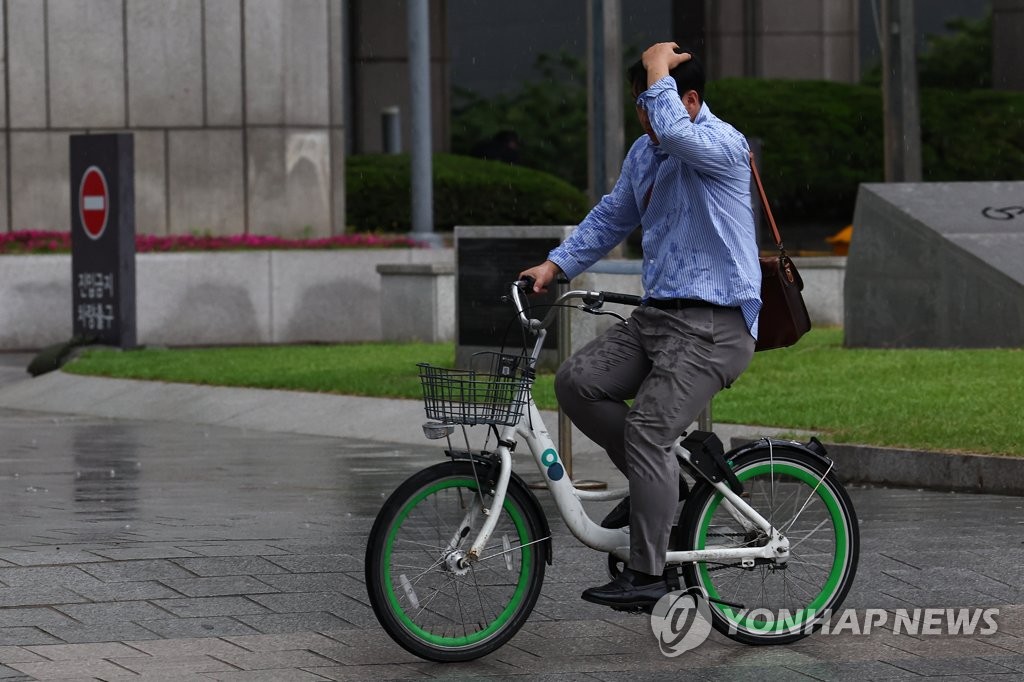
[1,351,1023,680]
[0,400,1021,681]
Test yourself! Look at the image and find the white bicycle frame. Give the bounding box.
[460,283,791,568]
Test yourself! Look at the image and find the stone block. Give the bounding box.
[330,129,346,232]
[329,0,344,127]
[823,0,858,32]
[133,131,167,235]
[761,0,822,33]
[377,263,455,342]
[760,35,825,79]
[845,182,1024,347]
[47,0,125,128]
[246,128,331,236]
[205,0,244,125]
[0,256,70,349]
[7,0,45,128]
[137,252,272,346]
[793,256,845,327]
[0,136,7,230]
[126,0,204,126]
[167,129,245,235]
[244,0,329,126]
[269,250,385,343]
[10,132,70,232]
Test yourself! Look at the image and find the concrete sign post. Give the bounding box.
[70,134,137,348]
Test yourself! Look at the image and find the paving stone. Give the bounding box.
[150,596,270,618]
[39,622,161,644]
[134,617,260,639]
[210,649,339,671]
[223,631,342,652]
[7,658,138,680]
[301,664,425,681]
[125,636,250,658]
[158,575,280,598]
[214,670,332,681]
[0,548,107,566]
[0,647,46,665]
[251,573,368,599]
[69,580,184,602]
[266,555,364,573]
[234,612,352,634]
[0,628,64,647]
[172,556,290,577]
[109,653,236,674]
[0,608,76,629]
[89,546,203,561]
[79,559,199,583]
[884,654,1019,676]
[0,587,88,608]
[55,601,171,624]
[246,591,360,615]
[24,642,147,661]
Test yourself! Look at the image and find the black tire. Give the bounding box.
[678,445,859,645]
[365,460,548,662]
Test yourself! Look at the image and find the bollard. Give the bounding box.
[381,106,401,154]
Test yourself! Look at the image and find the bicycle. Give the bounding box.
[365,280,860,662]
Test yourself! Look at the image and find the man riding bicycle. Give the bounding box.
[520,42,761,610]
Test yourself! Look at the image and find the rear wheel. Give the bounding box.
[679,445,859,645]
[365,461,548,662]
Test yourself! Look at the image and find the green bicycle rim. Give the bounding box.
[696,461,850,634]
[382,477,533,648]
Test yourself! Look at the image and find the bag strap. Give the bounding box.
[750,152,785,253]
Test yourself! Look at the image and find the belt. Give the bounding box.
[645,298,738,311]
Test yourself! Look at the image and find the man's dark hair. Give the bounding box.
[628,48,706,102]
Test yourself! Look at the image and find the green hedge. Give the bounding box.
[707,79,1024,223]
[346,153,589,232]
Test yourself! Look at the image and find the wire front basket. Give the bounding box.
[418,352,532,426]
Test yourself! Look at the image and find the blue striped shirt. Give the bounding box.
[548,75,762,338]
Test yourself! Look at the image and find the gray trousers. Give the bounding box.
[555,305,755,576]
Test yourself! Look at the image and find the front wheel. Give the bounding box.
[365,460,548,662]
[679,444,859,645]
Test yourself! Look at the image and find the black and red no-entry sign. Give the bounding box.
[78,166,109,240]
[70,134,136,348]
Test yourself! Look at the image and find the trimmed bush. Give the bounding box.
[705,79,1024,224]
[346,153,589,233]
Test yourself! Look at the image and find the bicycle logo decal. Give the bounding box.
[649,587,713,656]
[540,448,564,481]
[982,206,1024,220]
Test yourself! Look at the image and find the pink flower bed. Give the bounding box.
[0,230,422,254]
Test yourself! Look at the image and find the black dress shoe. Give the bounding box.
[581,567,671,610]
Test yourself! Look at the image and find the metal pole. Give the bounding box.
[557,278,573,477]
[407,0,439,244]
[881,0,922,182]
[601,0,622,196]
[587,0,607,206]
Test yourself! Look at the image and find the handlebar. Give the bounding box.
[509,279,642,332]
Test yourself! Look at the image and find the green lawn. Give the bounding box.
[65,329,1024,456]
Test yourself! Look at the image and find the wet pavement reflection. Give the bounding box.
[0,404,1021,678]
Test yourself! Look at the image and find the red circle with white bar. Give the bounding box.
[79,166,109,240]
